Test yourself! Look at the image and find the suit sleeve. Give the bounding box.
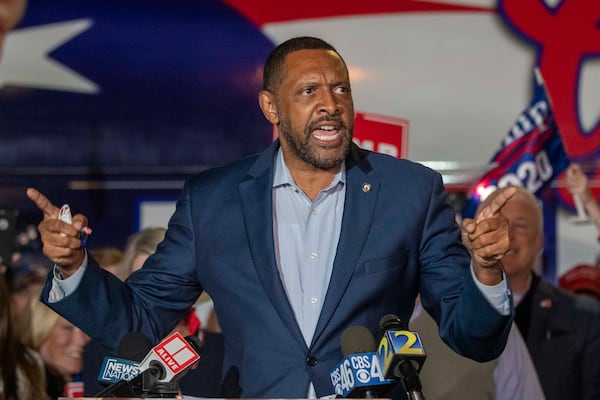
[418,173,512,362]
[40,182,203,352]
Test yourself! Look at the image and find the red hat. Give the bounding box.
[559,264,600,298]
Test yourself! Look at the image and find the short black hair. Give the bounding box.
[262,36,344,92]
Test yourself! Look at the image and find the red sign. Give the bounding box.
[64,381,84,398]
[353,112,409,159]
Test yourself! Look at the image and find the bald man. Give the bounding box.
[479,186,600,400]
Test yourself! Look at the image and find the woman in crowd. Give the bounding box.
[0,274,48,400]
[24,297,89,399]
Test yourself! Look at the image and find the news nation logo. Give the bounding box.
[100,358,141,382]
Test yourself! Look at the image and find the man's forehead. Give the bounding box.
[282,50,348,81]
[283,49,344,68]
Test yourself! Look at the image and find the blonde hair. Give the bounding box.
[90,247,126,281]
[0,276,49,400]
[90,247,124,267]
[119,227,166,277]
[24,298,60,350]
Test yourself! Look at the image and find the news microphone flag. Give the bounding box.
[462,68,570,218]
[97,332,152,385]
[97,357,141,384]
[137,331,201,383]
[377,328,426,380]
[330,352,393,397]
[95,333,202,397]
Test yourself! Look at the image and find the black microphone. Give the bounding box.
[330,326,394,398]
[97,333,153,386]
[96,332,203,397]
[377,314,426,400]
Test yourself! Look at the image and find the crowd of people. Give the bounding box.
[409,164,600,400]
[0,223,225,398]
[0,11,599,399]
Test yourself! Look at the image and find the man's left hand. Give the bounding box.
[461,186,516,285]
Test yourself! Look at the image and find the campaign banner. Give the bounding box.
[462,68,570,218]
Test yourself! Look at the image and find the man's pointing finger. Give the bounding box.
[476,186,517,223]
[26,187,59,218]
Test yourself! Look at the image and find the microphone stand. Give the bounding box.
[398,361,425,400]
[95,365,180,397]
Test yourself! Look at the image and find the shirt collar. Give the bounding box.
[273,147,346,189]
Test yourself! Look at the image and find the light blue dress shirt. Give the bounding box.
[272,149,346,347]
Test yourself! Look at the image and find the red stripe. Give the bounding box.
[484,129,554,180]
[222,0,493,27]
[492,124,551,165]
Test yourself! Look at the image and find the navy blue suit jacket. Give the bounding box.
[43,141,511,397]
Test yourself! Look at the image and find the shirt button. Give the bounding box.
[311,209,317,216]
[306,356,318,366]
[310,252,317,260]
[310,297,318,304]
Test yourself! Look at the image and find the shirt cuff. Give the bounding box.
[48,251,88,303]
[470,263,511,316]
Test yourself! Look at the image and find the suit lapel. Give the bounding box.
[312,145,380,346]
[239,142,306,348]
[528,281,569,354]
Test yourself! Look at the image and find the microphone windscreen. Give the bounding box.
[341,326,376,356]
[378,314,405,332]
[117,333,153,361]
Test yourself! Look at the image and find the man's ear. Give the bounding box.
[258,90,279,125]
[536,235,544,255]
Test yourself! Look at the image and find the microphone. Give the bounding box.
[95,332,203,397]
[137,331,203,382]
[377,314,426,400]
[97,333,153,385]
[330,326,394,398]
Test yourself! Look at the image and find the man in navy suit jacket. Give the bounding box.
[28,37,516,398]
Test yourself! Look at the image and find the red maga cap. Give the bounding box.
[559,264,600,298]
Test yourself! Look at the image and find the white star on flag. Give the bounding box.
[0,19,99,93]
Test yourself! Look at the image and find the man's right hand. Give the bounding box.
[26,187,87,278]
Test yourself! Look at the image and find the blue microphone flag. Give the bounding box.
[97,357,141,384]
[330,352,392,397]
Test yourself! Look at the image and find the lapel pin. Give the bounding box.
[362,183,372,193]
[539,298,552,308]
